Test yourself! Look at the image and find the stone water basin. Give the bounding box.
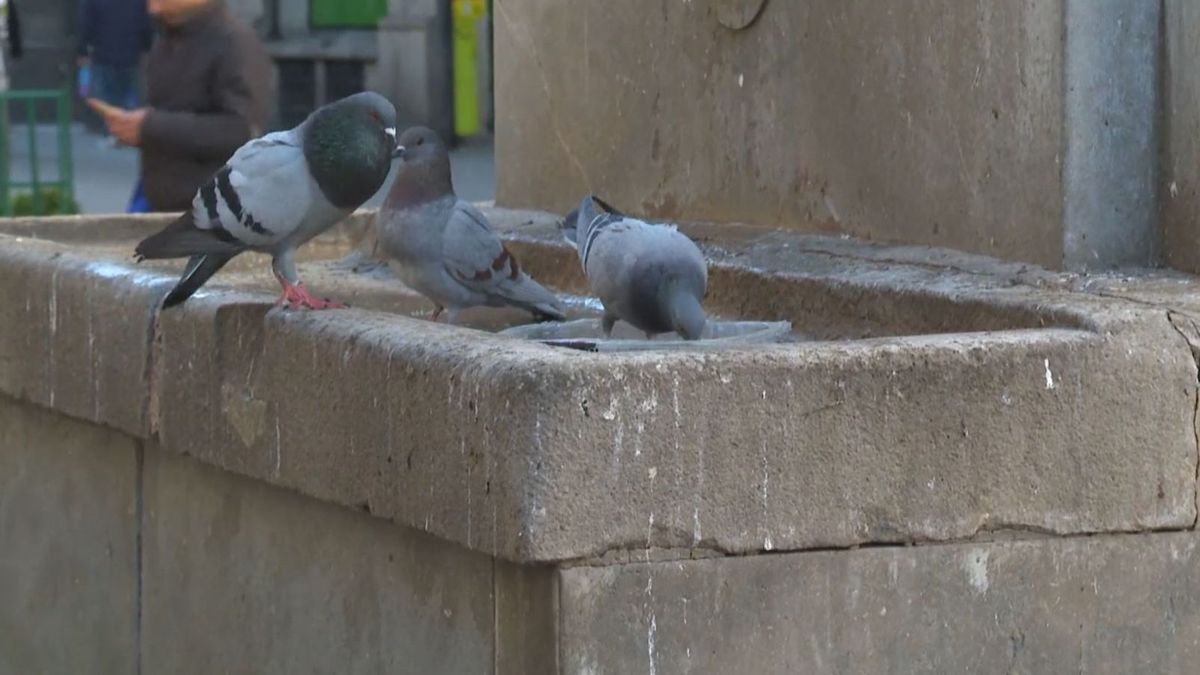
[0,207,1193,563]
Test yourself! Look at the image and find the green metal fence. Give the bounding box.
[0,89,76,216]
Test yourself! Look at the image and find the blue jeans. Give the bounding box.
[92,64,139,109]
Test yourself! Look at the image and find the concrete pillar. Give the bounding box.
[1162,0,1200,274]
[1063,0,1161,271]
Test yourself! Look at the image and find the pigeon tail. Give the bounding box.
[162,253,236,308]
[575,194,628,270]
[589,194,624,217]
[529,302,568,323]
[136,211,243,260]
[496,275,567,322]
[562,196,620,249]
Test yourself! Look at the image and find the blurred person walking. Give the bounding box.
[78,0,153,144]
[90,0,273,212]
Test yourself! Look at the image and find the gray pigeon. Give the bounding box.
[562,195,708,340]
[377,126,566,323]
[134,91,401,309]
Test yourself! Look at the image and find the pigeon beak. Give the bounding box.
[385,128,403,158]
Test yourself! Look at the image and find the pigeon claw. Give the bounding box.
[276,280,345,310]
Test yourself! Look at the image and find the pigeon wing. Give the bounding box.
[440,200,516,293]
[187,131,315,249]
[441,200,564,317]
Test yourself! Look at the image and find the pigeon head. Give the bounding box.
[337,91,401,154]
[384,127,455,208]
[303,91,400,209]
[623,256,707,340]
[395,126,447,164]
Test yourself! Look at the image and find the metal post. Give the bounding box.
[56,90,73,214]
[25,97,40,214]
[0,92,9,216]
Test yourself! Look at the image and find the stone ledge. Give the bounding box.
[0,208,1195,563]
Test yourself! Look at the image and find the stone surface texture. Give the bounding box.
[495,0,1172,272]
[4,208,1200,671]
[0,393,562,674]
[1063,0,1161,270]
[0,211,1197,565]
[1163,0,1200,274]
[559,532,1200,674]
[0,397,138,675]
[141,447,497,675]
[494,0,1065,266]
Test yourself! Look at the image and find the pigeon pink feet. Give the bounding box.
[275,278,345,310]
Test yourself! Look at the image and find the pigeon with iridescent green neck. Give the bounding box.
[134,91,401,309]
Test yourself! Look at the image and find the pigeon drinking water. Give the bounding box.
[376,126,566,323]
[134,91,401,309]
[562,195,708,340]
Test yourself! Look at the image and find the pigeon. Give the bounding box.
[562,195,708,340]
[376,126,566,323]
[134,91,401,309]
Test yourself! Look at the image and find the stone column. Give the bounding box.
[494,0,1168,272]
[1062,0,1161,270]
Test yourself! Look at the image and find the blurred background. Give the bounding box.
[2,0,495,214]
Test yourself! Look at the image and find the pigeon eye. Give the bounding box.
[416,138,425,146]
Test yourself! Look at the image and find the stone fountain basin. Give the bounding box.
[0,208,1194,563]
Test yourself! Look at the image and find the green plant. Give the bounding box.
[9,188,79,216]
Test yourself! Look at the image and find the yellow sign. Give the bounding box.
[454,0,486,20]
[452,0,487,137]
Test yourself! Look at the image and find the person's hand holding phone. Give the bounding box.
[87,98,147,147]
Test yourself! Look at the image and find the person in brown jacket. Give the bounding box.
[90,0,273,211]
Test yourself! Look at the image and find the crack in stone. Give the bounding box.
[565,520,1200,568]
[142,304,165,438]
[1166,310,1200,528]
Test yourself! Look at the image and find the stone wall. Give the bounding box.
[1162,0,1200,275]
[9,392,1200,674]
[0,395,556,674]
[6,210,1200,672]
[493,0,1163,272]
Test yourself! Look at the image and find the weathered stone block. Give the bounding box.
[495,0,1066,265]
[1162,0,1200,274]
[559,532,1200,674]
[141,446,497,674]
[496,560,559,674]
[0,233,170,437]
[117,212,1200,563]
[496,0,1162,271]
[0,396,138,675]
